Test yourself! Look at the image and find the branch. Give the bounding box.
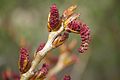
[20,24,64,80]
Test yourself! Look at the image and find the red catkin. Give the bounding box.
[67,20,91,53]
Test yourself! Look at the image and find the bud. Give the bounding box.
[2,69,12,80]
[65,20,81,33]
[36,42,45,53]
[33,42,45,58]
[52,32,69,48]
[30,63,49,80]
[2,69,20,80]
[18,48,31,74]
[63,75,71,80]
[66,20,90,53]
[64,14,80,28]
[48,4,60,32]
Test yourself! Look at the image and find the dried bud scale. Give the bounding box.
[62,5,77,20]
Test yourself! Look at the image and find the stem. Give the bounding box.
[20,24,64,80]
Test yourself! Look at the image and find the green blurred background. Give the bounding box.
[0,0,120,80]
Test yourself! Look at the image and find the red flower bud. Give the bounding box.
[36,42,45,53]
[18,48,31,74]
[66,20,81,33]
[2,69,20,80]
[63,75,71,80]
[52,32,69,48]
[48,4,60,32]
[38,63,49,77]
[30,63,49,80]
[34,42,45,57]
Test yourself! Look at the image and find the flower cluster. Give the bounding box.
[18,42,76,80]
[18,47,50,80]
[2,40,77,80]
[2,4,91,80]
[48,4,91,53]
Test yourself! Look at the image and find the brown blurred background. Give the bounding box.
[0,0,120,80]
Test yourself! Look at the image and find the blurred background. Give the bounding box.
[0,0,120,80]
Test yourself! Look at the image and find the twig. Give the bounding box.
[20,24,64,80]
